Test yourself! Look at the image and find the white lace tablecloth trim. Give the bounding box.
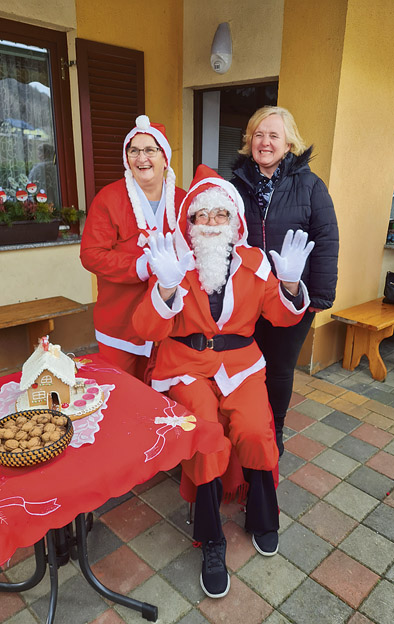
[0,382,114,448]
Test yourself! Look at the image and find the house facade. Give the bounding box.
[1,0,394,375]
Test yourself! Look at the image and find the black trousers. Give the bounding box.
[254,310,315,428]
[193,469,279,542]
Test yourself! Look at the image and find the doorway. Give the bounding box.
[193,81,278,180]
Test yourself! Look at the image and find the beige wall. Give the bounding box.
[182,0,284,186]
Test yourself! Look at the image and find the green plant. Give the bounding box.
[0,199,60,226]
[60,206,85,225]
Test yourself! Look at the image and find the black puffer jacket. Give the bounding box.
[231,148,339,310]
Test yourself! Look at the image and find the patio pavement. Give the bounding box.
[1,343,394,624]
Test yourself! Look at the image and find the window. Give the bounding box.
[0,18,77,220]
[40,375,53,385]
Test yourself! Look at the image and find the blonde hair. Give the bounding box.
[239,106,307,157]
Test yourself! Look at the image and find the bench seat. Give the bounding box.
[331,297,394,381]
[0,296,88,352]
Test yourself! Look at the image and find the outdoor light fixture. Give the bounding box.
[210,22,232,74]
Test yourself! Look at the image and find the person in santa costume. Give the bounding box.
[80,115,186,380]
[133,164,314,599]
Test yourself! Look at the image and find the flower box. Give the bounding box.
[0,220,61,246]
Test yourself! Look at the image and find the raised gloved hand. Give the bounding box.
[269,229,315,283]
[144,232,194,289]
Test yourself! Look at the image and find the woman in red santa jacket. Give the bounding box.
[133,165,314,599]
[80,115,186,380]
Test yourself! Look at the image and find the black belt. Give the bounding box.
[171,333,254,352]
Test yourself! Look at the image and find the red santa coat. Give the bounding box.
[133,168,310,487]
[80,178,186,357]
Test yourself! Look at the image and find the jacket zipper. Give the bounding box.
[261,190,274,252]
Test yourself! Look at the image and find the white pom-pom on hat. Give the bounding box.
[135,115,150,131]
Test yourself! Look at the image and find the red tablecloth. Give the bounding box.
[0,354,224,565]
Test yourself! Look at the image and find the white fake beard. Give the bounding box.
[190,223,237,294]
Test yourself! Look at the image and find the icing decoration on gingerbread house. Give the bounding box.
[19,337,76,409]
[17,337,104,420]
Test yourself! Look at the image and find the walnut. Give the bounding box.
[15,416,28,426]
[3,429,15,440]
[10,447,23,453]
[41,431,52,442]
[29,445,42,450]
[0,429,5,440]
[36,415,50,424]
[5,439,19,450]
[44,423,56,433]
[52,415,67,426]
[4,420,16,429]
[49,431,62,442]
[22,422,34,432]
[15,430,28,441]
[30,426,44,437]
[27,437,41,448]
[19,440,28,449]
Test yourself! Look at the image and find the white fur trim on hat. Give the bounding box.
[188,187,238,219]
[123,115,172,169]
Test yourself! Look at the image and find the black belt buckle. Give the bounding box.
[190,333,207,351]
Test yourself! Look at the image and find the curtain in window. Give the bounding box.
[0,41,60,206]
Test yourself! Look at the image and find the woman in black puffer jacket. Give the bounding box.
[231,106,339,456]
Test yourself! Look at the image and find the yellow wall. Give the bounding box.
[182,0,284,186]
[0,0,76,30]
[76,0,184,180]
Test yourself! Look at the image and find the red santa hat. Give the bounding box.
[175,164,248,258]
[123,115,176,231]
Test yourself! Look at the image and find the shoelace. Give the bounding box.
[204,540,226,572]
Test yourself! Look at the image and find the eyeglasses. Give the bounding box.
[127,146,162,158]
[193,209,230,224]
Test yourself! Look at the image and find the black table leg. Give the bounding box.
[46,530,59,624]
[0,539,46,592]
[75,513,158,622]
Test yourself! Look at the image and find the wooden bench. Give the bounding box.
[331,297,394,381]
[0,296,88,352]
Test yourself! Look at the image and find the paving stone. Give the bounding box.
[138,478,185,517]
[131,472,168,495]
[280,577,353,623]
[282,425,297,442]
[94,490,134,517]
[299,500,357,546]
[324,482,379,521]
[363,387,394,405]
[385,562,394,581]
[384,438,394,454]
[339,524,394,575]
[363,503,394,541]
[346,465,394,500]
[263,612,292,624]
[337,379,374,394]
[360,580,394,624]
[128,519,190,571]
[115,575,191,624]
[312,448,361,479]
[0,571,25,622]
[84,520,124,565]
[160,546,205,605]
[1,611,38,624]
[5,553,78,604]
[31,574,107,624]
[332,436,379,463]
[90,545,154,595]
[177,610,210,624]
[223,520,256,571]
[366,449,394,479]
[100,497,161,542]
[238,553,305,607]
[278,450,306,477]
[310,549,379,608]
[276,480,318,519]
[290,399,334,420]
[347,613,375,624]
[288,462,340,497]
[278,511,293,534]
[284,433,326,460]
[199,575,272,624]
[284,409,316,431]
[278,522,332,573]
[314,369,350,385]
[303,421,346,446]
[321,411,362,433]
[350,423,393,448]
[90,608,128,623]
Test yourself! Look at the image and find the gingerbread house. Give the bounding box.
[19,337,76,409]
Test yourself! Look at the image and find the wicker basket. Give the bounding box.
[0,409,73,467]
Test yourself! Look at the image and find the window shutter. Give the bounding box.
[76,39,144,210]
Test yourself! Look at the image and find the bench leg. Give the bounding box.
[342,324,393,381]
[27,319,55,352]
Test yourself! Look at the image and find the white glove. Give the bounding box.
[144,232,194,289]
[269,229,315,282]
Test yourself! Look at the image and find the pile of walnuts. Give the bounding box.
[0,412,69,454]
